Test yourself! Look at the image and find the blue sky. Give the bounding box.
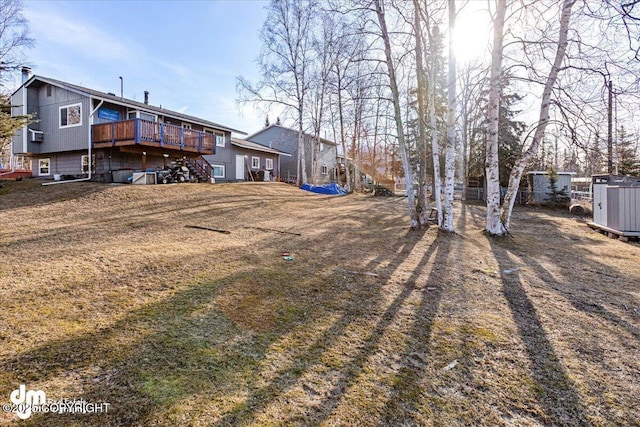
[17,0,271,134]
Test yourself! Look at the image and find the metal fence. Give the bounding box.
[465,188,530,204]
[466,187,593,204]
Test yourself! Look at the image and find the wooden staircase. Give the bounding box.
[184,157,213,183]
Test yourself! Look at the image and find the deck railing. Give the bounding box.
[92,119,216,153]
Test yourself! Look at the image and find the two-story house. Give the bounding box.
[10,70,289,183]
[247,124,338,184]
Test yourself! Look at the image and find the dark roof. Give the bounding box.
[230,137,291,156]
[246,124,337,146]
[22,75,246,135]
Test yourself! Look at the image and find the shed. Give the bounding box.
[590,174,640,237]
[526,171,574,203]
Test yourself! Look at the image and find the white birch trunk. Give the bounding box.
[485,0,507,235]
[430,57,443,227]
[375,0,419,229]
[413,0,429,226]
[501,0,574,230]
[442,0,457,232]
[336,72,351,192]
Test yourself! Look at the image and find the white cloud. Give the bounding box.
[24,7,132,62]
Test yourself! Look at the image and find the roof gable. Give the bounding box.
[246,124,337,146]
[230,137,292,156]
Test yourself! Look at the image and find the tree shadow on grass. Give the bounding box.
[210,227,430,426]
[505,244,640,343]
[2,225,429,426]
[489,237,591,427]
[379,235,451,425]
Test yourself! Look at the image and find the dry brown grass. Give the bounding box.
[0,180,638,426]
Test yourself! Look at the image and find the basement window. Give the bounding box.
[60,103,82,128]
[212,165,225,178]
[38,158,50,176]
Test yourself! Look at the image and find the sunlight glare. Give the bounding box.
[453,6,492,65]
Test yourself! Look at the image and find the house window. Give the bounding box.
[182,123,192,129]
[215,133,225,147]
[127,111,156,122]
[319,142,325,151]
[59,103,82,128]
[38,158,50,176]
[321,165,328,175]
[265,158,274,170]
[212,165,225,178]
[140,112,156,122]
[46,85,52,97]
[81,154,95,173]
[251,156,260,169]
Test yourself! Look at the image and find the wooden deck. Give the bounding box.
[92,119,216,154]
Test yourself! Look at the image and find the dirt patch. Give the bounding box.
[0,180,638,426]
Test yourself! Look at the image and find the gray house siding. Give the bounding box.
[202,138,280,182]
[31,151,86,177]
[233,147,279,181]
[316,145,338,184]
[249,127,299,180]
[202,134,233,177]
[35,85,90,153]
[248,125,337,184]
[11,86,27,155]
[12,85,90,155]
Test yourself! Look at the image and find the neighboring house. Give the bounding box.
[247,124,338,184]
[9,70,258,183]
[203,137,291,182]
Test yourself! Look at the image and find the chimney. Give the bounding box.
[21,66,32,84]
[144,90,149,105]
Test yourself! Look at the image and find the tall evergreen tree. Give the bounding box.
[616,125,640,176]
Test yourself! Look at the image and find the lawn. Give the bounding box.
[0,180,638,426]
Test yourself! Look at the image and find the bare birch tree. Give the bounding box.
[237,0,315,185]
[484,0,507,235]
[500,0,575,231]
[412,0,431,226]
[442,0,457,232]
[308,11,337,184]
[458,62,488,202]
[374,0,419,228]
[422,9,446,227]
[0,0,33,83]
[0,0,33,160]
